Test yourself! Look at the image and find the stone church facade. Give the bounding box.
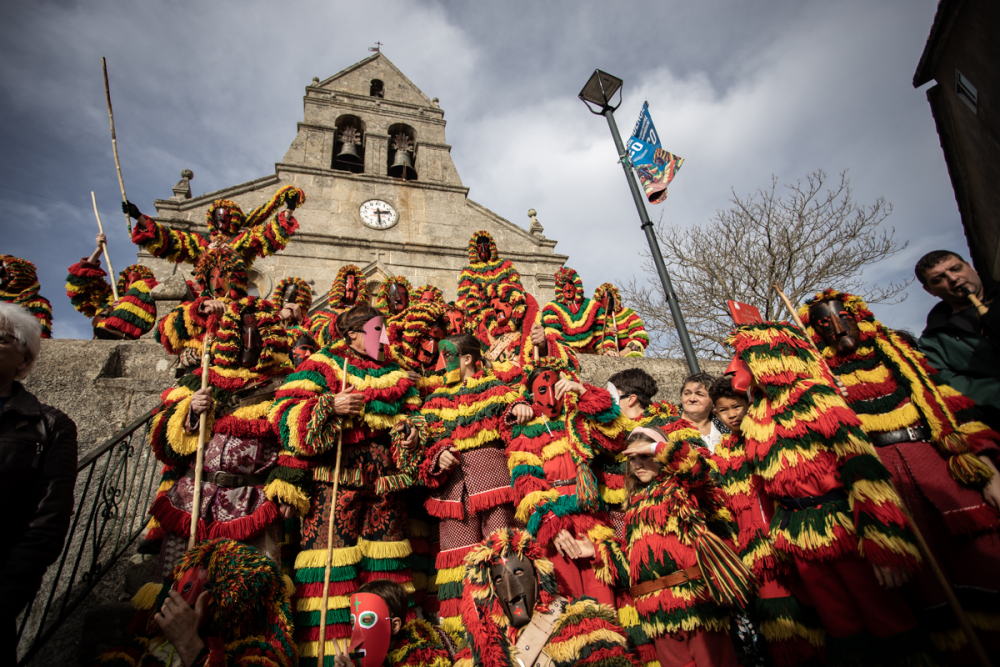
[141,53,568,307]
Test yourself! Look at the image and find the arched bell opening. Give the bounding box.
[332,115,366,174]
[386,123,417,181]
[370,79,384,98]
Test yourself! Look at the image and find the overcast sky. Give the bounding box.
[0,0,959,342]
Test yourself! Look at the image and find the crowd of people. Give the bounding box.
[0,186,998,667]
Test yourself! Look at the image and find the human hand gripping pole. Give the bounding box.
[769,283,993,667]
[318,355,351,666]
[90,191,119,301]
[188,314,220,550]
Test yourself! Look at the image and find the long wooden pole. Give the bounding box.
[102,57,131,235]
[317,355,350,666]
[772,282,992,667]
[188,331,215,550]
[90,192,119,302]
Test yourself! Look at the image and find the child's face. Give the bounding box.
[714,396,749,434]
[681,382,712,420]
[628,452,663,483]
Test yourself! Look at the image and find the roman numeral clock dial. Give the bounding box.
[359,199,398,230]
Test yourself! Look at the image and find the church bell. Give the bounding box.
[388,149,417,180]
[335,141,363,165]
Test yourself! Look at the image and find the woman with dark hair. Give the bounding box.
[269,302,429,660]
[418,333,530,642]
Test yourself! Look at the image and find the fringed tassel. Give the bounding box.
[947,449,994,486]
[694,529,759,609]
[575,463,602,512]
[131,582,163,610]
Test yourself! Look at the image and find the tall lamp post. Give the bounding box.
[579,69,700,374]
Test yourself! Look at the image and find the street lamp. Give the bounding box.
[579,69,701,373]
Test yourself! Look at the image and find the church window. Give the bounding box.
[370,79,384,98]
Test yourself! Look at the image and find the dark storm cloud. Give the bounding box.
[0,0,955,341]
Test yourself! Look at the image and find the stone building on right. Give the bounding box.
[914,0,1000,280]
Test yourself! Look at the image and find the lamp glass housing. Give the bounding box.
[579,69,624,113]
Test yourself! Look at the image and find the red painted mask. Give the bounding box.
[344,275,358,305]
[531,370,562,419]
[490,297,513,328]
[127,271,142,286]
[348,593,393,667]
[476,237,492,263]
[388,283,409,315]
[210,267,230,299]
[601,291,616,313]
[420,290,434,303]
[446,309,465,335]
[173,566,212,624]
[725,355,754,393]
[292,333,318,367]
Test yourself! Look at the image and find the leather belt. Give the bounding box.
[777,490,848,529]
[870,424,931,448]
[552,477,577,488]
[184,469,266,488]
[628,566,702,598]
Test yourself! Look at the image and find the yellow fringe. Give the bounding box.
[165,394,209,457]
[617,604,640,628]
[515,490,561,523]
[298,638,350,657]
[263,479,311,517]
[294,545,362,569]
[225,399,273,422]
[131,582,163,610]
[358,537,412,560]
[283,574,296,597]
[544,628,629,662]
[297,594,351,612]
[434,563,466,585]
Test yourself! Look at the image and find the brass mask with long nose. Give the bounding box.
[809,299,861,355]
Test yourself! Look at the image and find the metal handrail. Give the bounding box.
[16,408,160,665]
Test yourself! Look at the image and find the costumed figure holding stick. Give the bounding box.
[453,527,639,667]
[594,283,649,357]
[66,233,158,339]
[268,303,429,664]
[801,289,1000,659]
[135,293,299,597]
[477,280,577,370]
[456,230,522,330]
[501,356,622,607]
[725,320,937,666]
[271,276,319,367]
[310,265,369,348]
[375,275,415,345]
[541,267,615,355]
[93,538,297,667]
[0,255,52,338]
[418,333,528,641]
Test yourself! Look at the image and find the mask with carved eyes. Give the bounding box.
[240,312,264,368]
[172,566,213,626]
[724,354,754,393]
[210,267,230,300]
[212,207,228,231]
[388,283,409,315]
[344,275,358,305]
[360,316,389,361]
[446,309,465,335]
[292,333,318,367]
[490,297,513,329]
[348,592,393,667]
[490,552,536,629]
[809,299,861,355]
[530,370,562,419]
[476,237,492,263]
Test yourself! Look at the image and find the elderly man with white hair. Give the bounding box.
[0,302,77,663]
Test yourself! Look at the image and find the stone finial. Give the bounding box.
[528,208,545,237]
[171,169,193,201]
[432,97,440,108]
[311,77,320,85]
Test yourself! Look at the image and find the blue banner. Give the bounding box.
[628,102,684,204]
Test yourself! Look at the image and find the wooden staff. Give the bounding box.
[188,327,216,550]
[773,283,849,398]
[317,355,350,665]
[772,282,993,667]
[90,192,119,302]
[102,57,131,235]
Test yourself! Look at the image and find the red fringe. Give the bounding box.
[294,580,359,598]
[277,454,309,469]
[469,486,516,514]
[435,543,478,569]
[419,439,456,489]
[425,497,464,520]
[150,495,208,541]
[943,502,1000,536]
[207,500,279,540]
[298,624,352,641]
[212,415,274,438]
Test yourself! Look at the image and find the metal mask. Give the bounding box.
[602,291,616,313]
[490,297,513,329]
[212,207,228,231]
[283,283,298,305]
[439,339,461,373]
[531,370,563,420]
[173,566,212,627]
[344,275,358,305]
[347,592,393,667]
[446,309,465,335]
[809,299,861,355]
[490,552,537,629]
[476,237,492,263]
[240,312,264,368]
[725,355,754,394]
[361,316,388,361]
[388,283,409,315]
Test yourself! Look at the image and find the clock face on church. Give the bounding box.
[359,200,398,230]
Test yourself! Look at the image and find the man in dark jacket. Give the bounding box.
[916,250,1000,431]
[0,302,78,663]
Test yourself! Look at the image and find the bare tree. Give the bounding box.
[622,170,910,359]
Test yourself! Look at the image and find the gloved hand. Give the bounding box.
[285,190,299,212]
[122,201,143,220]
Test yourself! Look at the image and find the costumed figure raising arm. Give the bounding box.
[594,283,649,357]
[541,267,612,355]
[480,281,578,371]
[456,230,522,329]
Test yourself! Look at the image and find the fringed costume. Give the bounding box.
[145,296,295,580]
[541,268,615,355]
[457,231,522,327]
[728,322,934,666]
[271,276,314,326]
[501,358,620,606]
[387,619,456,667]
[478,281,579,371]
[387,300,449,397]
[801,289,1000,655]
[593,283,649,357]
[96,538,296,667]
[419,361,524,640]
[376,275,417,340]
[66,259,158,339]
[712,431,824,667]
[268,339,428,664]
[415,284,445,306]
[0,255,52,338]
[310,265,370,347]
[130,185,304,267]
[454,528,639,667]
[619,420,749,667]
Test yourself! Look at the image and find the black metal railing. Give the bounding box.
[16,408,160,665]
